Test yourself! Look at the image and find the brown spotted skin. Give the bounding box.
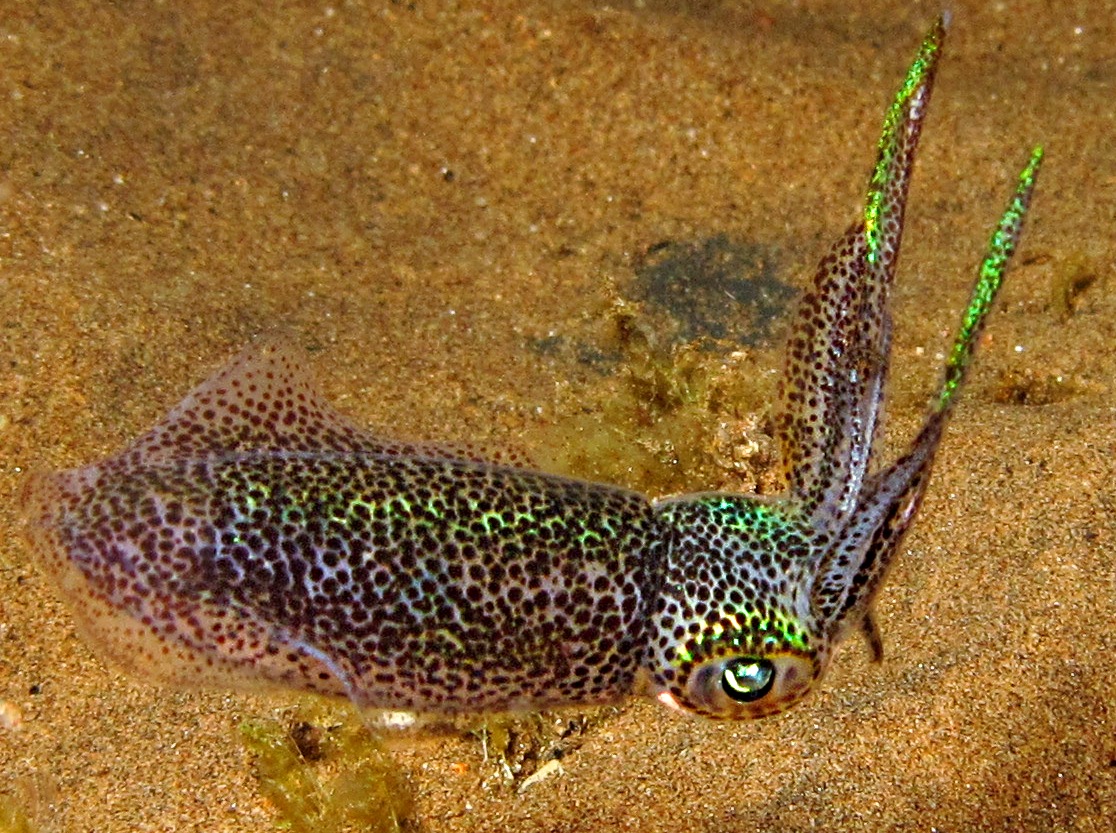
[22,376,669,712]
[19,17,1042,721]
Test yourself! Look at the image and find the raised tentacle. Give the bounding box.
[777,18,945,525]
[809,146,1044,637]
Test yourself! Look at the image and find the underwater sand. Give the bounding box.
[1,0,1113,830]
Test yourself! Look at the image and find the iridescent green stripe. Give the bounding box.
[863,19,943,265]
[674,608,810,665]
[937,145,1044,412]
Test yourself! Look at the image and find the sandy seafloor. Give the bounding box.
[1,0,1114,830]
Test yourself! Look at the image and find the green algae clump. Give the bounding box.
[239,705,413,833]
[533,295,782,498]
[0,798,37,833]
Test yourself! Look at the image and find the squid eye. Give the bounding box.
[666,653,817,719]
[720,658,775,703]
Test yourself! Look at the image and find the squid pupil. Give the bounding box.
[721,658,775,702]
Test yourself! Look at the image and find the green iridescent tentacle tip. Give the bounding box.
[20,15,1042,725]
[939,145,1045,412]
[863,14,942,268]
